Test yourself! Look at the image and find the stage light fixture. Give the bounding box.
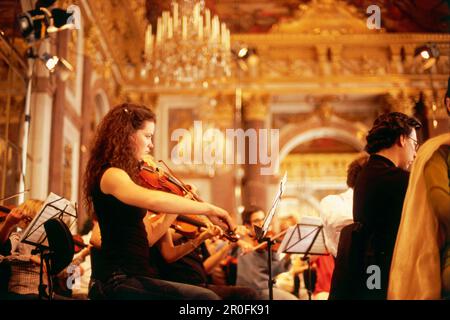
[17,6,74,42]
[47,8,76,33]
[42,53,59,72]
[415,43,440,71]
[41,53,73,79]
[35,0,57,8]
[238,47,249,59]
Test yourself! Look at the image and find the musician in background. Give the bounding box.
[83,103,235,299]
[152,222,259,300]
[320,154,369,258]
[236,206,298,300]
[0,199,45,299]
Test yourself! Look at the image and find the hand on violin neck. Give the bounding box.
[234,225,250,237]
[204,203,236,232]
[200,222,223,242]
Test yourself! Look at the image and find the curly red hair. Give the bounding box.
[83,103,156,215]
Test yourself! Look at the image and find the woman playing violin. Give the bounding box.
[83,103,235,300]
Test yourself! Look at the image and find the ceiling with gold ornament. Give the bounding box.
[1,0,449,103]
[146,0,450,34]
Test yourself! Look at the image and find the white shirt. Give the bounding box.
[319,188,354,257]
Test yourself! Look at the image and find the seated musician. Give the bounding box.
[83,103,236,300]
[152,218,259,300]
[89,209,258,299]
[0,199,45,299]
[236,206,298,300]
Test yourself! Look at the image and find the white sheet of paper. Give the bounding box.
[277,216,328,255]
[20,193,77,247]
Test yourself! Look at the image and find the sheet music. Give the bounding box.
[261,172,287,235]
[277,216,328,255]
[20,193,77,247]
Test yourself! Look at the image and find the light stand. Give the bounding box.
[301,255,313,300]
[259,236,275,301]
[32,244,53,300]
[18,56,35,204]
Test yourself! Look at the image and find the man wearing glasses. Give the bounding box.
[330,112,421,300]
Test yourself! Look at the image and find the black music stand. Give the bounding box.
[277,216,328,300]
[20,193,77,300]
[253,172,287,301]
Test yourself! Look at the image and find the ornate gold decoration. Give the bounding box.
[66,28,78,92]
[242,94,269,121]
[315,100,334,122]
[62,142,73,200]
[382,91,415,115]
[271,0,384,35]
[211,94,234,129]
[280,152,360,182]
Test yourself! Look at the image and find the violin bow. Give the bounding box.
[246,229,289,254]
[0,189,30,203]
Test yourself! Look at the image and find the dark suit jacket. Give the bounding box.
[329,154,409,300]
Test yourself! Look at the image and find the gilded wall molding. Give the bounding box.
[242,94,270,122]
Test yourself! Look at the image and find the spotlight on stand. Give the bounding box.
[41,53,59,72]
[47,8,76,33]
[17,5,75,43]
[17,9,51,42]
[41,53,73,80]
[233,44,258,73]
[238,47,249,59]
[415,43,440,71]
[35,0,57,8]
[17,12,35,39]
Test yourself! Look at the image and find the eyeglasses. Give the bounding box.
[408,136,420,151]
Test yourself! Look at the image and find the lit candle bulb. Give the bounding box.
[168,17,173,39]
[162,11,169,39]
[145,24,153,58]
[212,15,219,43]
[156,17,162,44]
[182,15,187,40]
[198,18,203,40]
[173,2,179,30]
[193,3,200,27]
[205,9,211,37]
[221,22,226,46]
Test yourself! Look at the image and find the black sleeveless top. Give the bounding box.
[92,167,152,280]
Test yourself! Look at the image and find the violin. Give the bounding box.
[0,205,12,220]
[0,190,30,220]
[138,158,239,242]
[245,229,288,254]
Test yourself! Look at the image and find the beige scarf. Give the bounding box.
[388,133,450,299]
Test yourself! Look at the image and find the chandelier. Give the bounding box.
[144,0,232,87]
